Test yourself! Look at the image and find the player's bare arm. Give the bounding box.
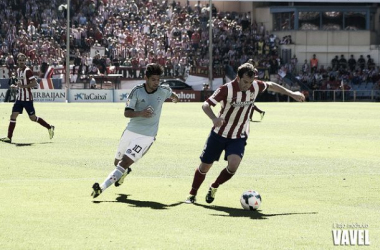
[17,78,37,89]
[202,102,224,127]
[124,108,153,118]
[266,81,305,102]
[170,92,179,103]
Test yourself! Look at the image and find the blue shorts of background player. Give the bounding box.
[200,131,247,164]
[12,101,36,116]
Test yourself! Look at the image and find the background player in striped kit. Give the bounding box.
[91,63,179,198]
[0,53,54,144]
[185,63,305,204]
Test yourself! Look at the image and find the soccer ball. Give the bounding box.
[240,190,262,210]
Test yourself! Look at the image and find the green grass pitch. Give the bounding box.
[0,102,379,249]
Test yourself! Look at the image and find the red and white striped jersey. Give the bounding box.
[16,67,36,101]
[206,79,267,139]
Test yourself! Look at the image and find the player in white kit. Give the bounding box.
[92,63,179,198]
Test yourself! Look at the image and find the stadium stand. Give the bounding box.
[0,0,379,101]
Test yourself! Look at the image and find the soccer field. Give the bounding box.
[0,102,379,250]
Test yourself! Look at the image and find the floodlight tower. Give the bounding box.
[208,0,213,89]
[65,0,70,102]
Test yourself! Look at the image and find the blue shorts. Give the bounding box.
[200,131,247,164]
[12,101,36,116]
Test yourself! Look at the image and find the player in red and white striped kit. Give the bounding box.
[0,53,54,144]
[186,63,305,204]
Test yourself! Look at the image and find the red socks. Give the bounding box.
[8,119,16,139]
[189,168,206,196]
[211,167,235,189]
[35,117,51,129]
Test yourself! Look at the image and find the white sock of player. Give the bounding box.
[100,165,126,191]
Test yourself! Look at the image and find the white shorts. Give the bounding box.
[115,129,155,162]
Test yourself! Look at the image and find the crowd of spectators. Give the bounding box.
[0,0,281,79]
[0,0,67,70]
[284,54,380,94]
[0,0,379,97]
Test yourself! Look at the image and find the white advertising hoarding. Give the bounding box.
[68,89,113,102]
[33,90,66,102]
[0,89,66,102]
[113,89,131,103]
[0,89,7,102]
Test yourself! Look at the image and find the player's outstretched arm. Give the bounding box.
[266,81,305,102]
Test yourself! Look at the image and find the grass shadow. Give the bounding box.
[13,142,53,147]
[93,194,183,210]
[194,203,317,220]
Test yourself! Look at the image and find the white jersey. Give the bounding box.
[125,83,172,137]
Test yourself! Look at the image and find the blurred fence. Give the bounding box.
[312,90,380,102]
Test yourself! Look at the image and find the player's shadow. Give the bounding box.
[93,194,183,210]
[194,203,317,220]
[14,142,53,147]
[14,143,35,147]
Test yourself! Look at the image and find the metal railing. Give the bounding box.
[312,90,379,102]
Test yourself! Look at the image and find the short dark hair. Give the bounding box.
[237,63,255,78]
[145,63,163,78]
